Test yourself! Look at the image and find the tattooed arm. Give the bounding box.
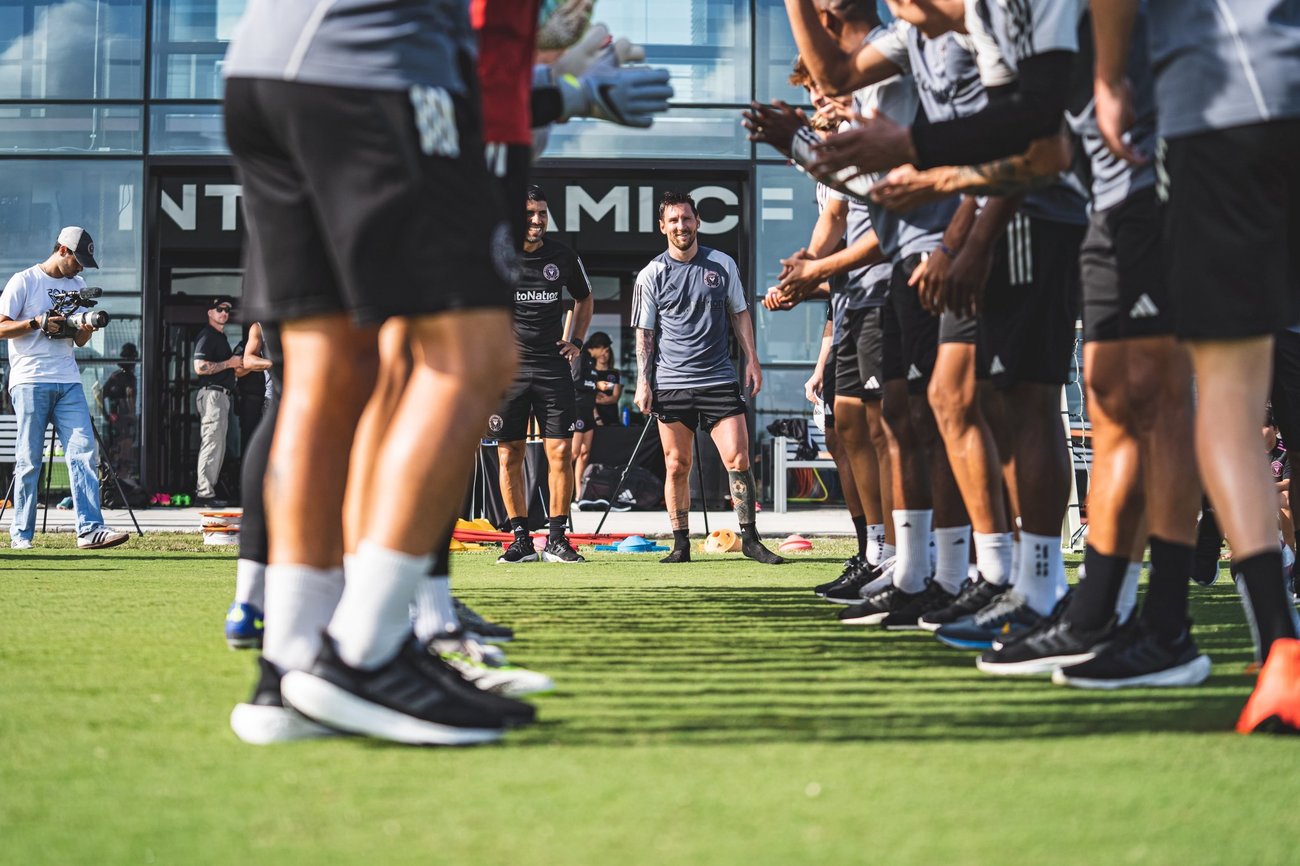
[870,132,1071,212]
[634,327,655,414]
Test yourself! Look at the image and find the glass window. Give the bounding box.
[755,0,805,104]
[149,103,226,153]
[151,0,245,98]
[0,0,144,99]
[752,366,817,429]
[597,0,751,104]
[542,108,748,160]
[752,163,824,364]
[0,103,142,153]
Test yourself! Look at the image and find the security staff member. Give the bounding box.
[193,296,243,506]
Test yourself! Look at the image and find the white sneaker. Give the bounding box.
[78,528,129,550]
[434,636,554,698]
[231,657,339,745]
[10,538,32,550]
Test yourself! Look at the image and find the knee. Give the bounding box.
[881,394,911,435]
[725,453,750,472]
[547,440,573,464]
[927,378,972,435]
[664,453,691,480]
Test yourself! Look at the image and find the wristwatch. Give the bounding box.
[28,317,39,330]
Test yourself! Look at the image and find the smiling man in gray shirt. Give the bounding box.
[632,191,783,566]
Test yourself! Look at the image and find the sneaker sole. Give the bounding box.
[78,534,129,550]
[495,554,539,564]
[1052,653,1212,690]
[935,633,995,650]
[226,636,263,650]
[230,702,339,745]
[838,611,891,626]
[824,595,868,606]
[976,651,1097,676]
[540,551,585,563]
[883,622,925,631]
[281,672,507,746]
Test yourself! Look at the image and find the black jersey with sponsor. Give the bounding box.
[514,237,591,372]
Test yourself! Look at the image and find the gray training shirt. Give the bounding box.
[222,0,475,93]
[633,246,747,390]
[1147,0,1300,139]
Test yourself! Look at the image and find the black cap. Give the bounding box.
[586,331,613,349]
[57,226,99,269]
[209,296,234,311]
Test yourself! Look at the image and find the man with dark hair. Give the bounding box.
[633,191,784,566]
[493,185,593,564]
[193,296,242,507]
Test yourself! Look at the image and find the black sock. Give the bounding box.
[851,515,868,559]
[509,517,528,540]
[1140,537,1193,639]
[740,522,760,543]
[672,528,689,549]
[1064,545,1129,629]
[1234,550,1299,660]
[548,515,567,541]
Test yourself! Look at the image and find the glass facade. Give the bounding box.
[0,0,830,490]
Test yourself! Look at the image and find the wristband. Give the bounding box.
[937,242,957,258]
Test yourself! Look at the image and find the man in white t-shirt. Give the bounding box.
[0,227,128,550]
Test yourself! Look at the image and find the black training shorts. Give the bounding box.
[491,370,577,440]
[885,253,940,396]
[1080,186,1171,342]
[822,342,838,428]
[835,307,869,401]
[981,214,1083,389]
[653,382,747,433]
[1163,120,1300,340]
[856,306,886,399]
[225,77,513,325]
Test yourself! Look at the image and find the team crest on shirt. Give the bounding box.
[704,270,721,288]
[543,263,560,281]
[488,414,504,433]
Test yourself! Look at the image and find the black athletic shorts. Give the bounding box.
[835,307,869,401]
[981,214,1083,389]
[491,370,576,440]
[573,394,597,433]
[884,253,940,395]
[938,309,978,345]
[1080,186,1171,342]
[822,345,838,428]
[1164,120,1300,340]
[856,306,886,399]
[653,382,747,433]
[1272,329,1300,458]
[225,78,513,325]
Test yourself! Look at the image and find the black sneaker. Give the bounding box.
[934,591,1048,650]
[541,536,586,563]
[742,536,785,565]
[453,598,514,643]
[576,498,610,511]
[497,536,539,564]
[1052,619,1211,689]
[837,585,903,625]
[881,582,958,631]
[976,615,1120,676]
[814,556,867,597]
[609,490,635,512]
[281,634,534,745]
[822,562,879,605]
[229,656,339,745]
[660,546,691,564]
[918,578,1008,632]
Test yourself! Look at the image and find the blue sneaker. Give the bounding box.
[225,602,264,650]
[934,591,1045,650]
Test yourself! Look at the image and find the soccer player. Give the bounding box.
[493,185,593,564]
[223,0,535,745]
[1091,0,1300,732]
[632,191,784,566]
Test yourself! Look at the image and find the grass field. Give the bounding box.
[1,534,1295,865]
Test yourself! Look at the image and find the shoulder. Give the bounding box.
[636,256,669,284]
[702,248,739,273]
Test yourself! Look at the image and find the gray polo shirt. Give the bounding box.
[633,246,747,390]
[1147,0,1300,139]
[222,0,475,93]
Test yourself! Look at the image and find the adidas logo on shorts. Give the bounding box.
[990,356,1007,376]
[864,376,880,389]
[906,365,923,381]
[1129,294,1160,319]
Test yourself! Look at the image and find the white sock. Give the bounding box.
[1115,561,1142,624]
[866,524,886,566]
[973,532,1014,586]
[880,542,897,563]
[262,564,344,674]
[1015,530,1068,616]
[929,530,937,573]
[328,541,432,670]
[968,563,981,582]
[933,525,970,594]
[412,575,460,643]
[892,509,933,593]
[1011,532,1022,582]
[234,558,266,609]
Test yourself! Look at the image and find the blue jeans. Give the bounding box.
[9,383,105,540]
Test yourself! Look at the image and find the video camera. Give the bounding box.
[38,286,110,340]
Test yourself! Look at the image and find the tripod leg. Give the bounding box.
[694,434,708,535]
[594,419,655,536]
[91,421,144,537]
[0,473,13,525]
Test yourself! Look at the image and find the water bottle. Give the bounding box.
[621,406,630,426]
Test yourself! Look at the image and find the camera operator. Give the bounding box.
[193,296,243,507]
[0,227,128,550]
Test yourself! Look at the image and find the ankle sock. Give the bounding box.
[262,563,344,674]
[892,509,933,593]
[1141,537,1194,640]
[933,525,970,594]
[672,528,689,550]
[548,515,567,542]
[329,541,431,670]
[866,523,886,565]
[234,558,266,609]
[1233,549,1300,661]
[412,575,459,643]
[1065,546,1129,629]
[973,531,1014,586]
[1015,530,1067,616]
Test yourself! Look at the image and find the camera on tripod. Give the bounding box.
[38,286,110,339]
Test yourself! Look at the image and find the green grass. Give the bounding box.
[0,536,1292,865]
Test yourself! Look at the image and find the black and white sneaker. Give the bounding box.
[281,634,535,745]
[918,578,1008,632]
[1052,619,1211,689]
[881,582,958,631]
[837,585,903,625]
[609,490,635,512]
[822,562,878,605]
[814,556,868,597]
[576,498,610,511]
[541,537,586,563]
[230,656,339,745]
[453,598,514,643]
[934,590,1047,650]
[497,536,539,564]
[976,616,1120,676]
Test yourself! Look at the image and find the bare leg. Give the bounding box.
[658,419,694,562]
[834,395,883,525]
[865,400,895,548]
[710,413,783,564]
[497,440,529,520]
[543,436,574,518]
[572,429,594,500]
[929,343,1007,533]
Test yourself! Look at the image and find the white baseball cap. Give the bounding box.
[56,226,99,269]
